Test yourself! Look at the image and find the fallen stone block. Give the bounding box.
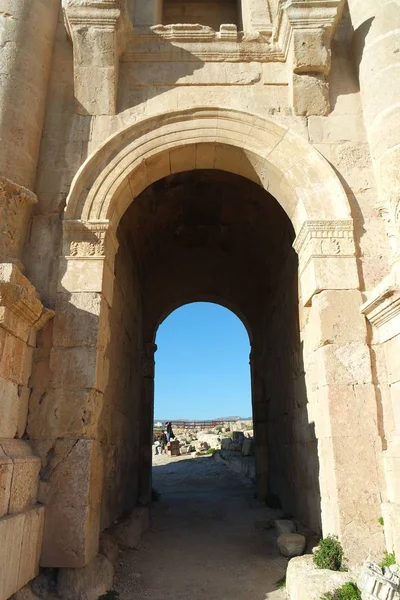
[275,519,296,535]
[286,555,354,600]
[57,554,114,600]
[358,559,400,599]
[241,438,254,456]
[277,533,306,558]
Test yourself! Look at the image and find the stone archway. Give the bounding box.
[42,108,383,568]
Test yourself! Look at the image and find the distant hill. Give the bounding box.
[155,416,252,422]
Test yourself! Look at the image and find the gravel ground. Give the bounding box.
[113,454,287,600]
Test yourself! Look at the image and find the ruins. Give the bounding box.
[1,0,400,597]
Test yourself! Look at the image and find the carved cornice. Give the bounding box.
[62,219,119,259]
[293,219,354,253]
[361,262,400,342]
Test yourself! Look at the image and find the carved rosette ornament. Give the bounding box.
[0,176,37,267]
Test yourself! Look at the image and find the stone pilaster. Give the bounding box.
[32,220,118,567]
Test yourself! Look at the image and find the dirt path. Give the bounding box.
[114,454,287,600]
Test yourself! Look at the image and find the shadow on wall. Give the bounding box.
[118,27,206,113]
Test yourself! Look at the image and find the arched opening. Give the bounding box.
[98,168,321,537]
[154,302,252,423]
[45,109,376,568]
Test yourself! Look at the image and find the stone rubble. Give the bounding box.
[358,560,400,600]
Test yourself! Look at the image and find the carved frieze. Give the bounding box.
[62,220,118,260]
[293,220,355,273]
[0,177,37,265]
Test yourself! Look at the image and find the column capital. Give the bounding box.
[293,220,359,306]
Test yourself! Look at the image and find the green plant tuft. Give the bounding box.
[321,582,361,600]
[380,551,396,568]
[98,591,120,600]
[206,448,216,455]
[313,535,345,571]
[378,516,384,526]
[276,575,286,589]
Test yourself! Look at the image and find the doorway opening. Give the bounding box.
[98,168,321,538]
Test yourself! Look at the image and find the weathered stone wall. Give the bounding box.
[262,251,322,532]
[1,0,400,594]
[99,219,143,531]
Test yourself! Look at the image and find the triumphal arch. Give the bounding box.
[1,0,400,596]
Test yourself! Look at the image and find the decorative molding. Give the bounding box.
[0,177,37,266]
[62,220,119,259]
[293,220,355,270]
[361,262,400,342]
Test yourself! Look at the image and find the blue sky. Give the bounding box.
[154,302,252,420]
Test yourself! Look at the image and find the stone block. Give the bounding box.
[27,388,104,439]
[286,555,354,600]
[53,292,107,348]
[0,507,44,600]
[49,346,106,392]
[277,533,306,557]
[275,519,296,535]
[313,343,373,386]
[17,506,45,590]
[300,256,359,307]
[16,386,31,439]
[309,290,367,350]
[0,440,40,514]
[291,73,330,117]
[0,376,19,437]
[12,586,40,600]
[382,501,400,560]
[57,554,114,600]
[35,438,102,568]
[0,331,32,386]
[384,335,400,385]
[292,29,330,74]
[0,446,12,517]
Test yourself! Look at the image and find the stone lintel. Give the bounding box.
[293,220,358,306]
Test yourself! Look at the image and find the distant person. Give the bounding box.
[159,430,167,454]
[166,421,175,443]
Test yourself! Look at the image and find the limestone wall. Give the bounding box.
[0,0,399,592]
[99,219,143,531]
